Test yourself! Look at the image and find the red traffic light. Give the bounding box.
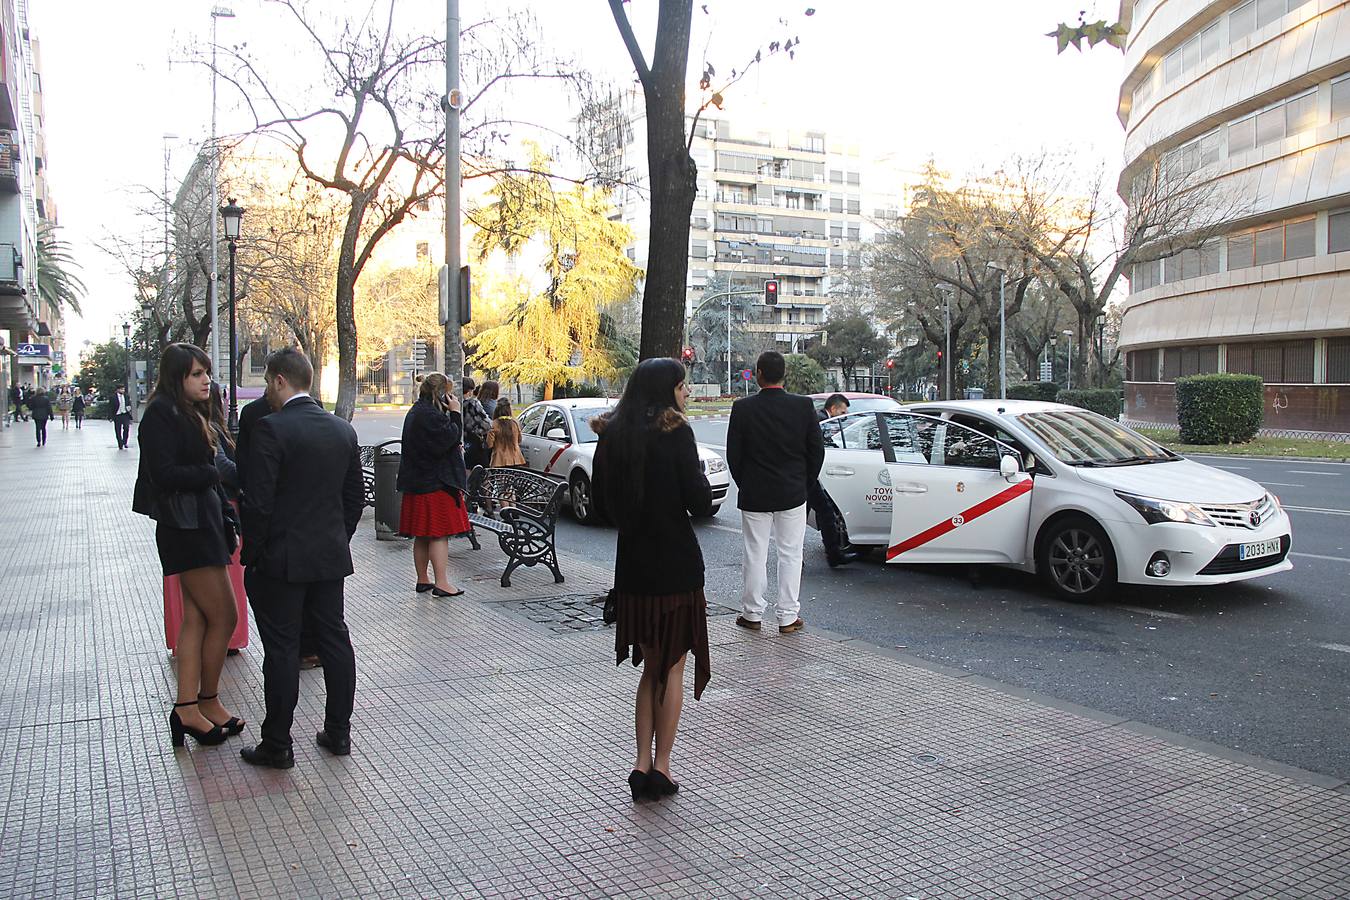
[885,359,895,369]
[681,347,695,364]
[764,279,779,305]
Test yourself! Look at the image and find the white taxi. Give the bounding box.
[516,398,730,525]
[816,400,1293,601]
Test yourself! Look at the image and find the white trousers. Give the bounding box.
[740,503,808,626]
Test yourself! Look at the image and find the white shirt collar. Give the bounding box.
[283,392,312,407]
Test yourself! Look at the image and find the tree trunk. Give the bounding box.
[309,331,326,403]
[543,382,554,400]
[637,0,696,362]
[333,194,369,422]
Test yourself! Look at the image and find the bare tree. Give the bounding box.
[1003,152,1250,387]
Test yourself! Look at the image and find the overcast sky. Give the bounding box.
[31,0,1127,359]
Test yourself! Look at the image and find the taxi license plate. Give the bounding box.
[1239,538,1282,561]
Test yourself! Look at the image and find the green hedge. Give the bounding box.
[1057,389,1121,418]
[1176,373,1263,444]
[1007,381,1060,402]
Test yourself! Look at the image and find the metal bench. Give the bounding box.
[358,445,379,508]
[465,466,567,588]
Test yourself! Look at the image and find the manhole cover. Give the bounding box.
[913,753,942,765]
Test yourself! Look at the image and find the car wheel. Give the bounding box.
[570,472,595,525]
[1037,515,1117,602]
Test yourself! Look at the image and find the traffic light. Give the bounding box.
[884,358,895,369]
[937,350,943,365]
[681,347,695,364]
[764,279,779,305]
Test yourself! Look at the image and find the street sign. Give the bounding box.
[1040,359,1053,381]
[741,369,753,381]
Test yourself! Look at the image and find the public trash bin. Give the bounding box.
[964,387,985,400]
[373,440,403,541]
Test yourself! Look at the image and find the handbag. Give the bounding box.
[602,589,618,625]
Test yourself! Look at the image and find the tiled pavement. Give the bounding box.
[1,419,1348,899]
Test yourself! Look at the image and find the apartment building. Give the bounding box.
[1118,0,1350,433]
[1,0,60,406]
[597,92,869,356]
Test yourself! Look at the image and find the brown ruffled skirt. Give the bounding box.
[613,589,711,701]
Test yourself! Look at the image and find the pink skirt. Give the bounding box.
[163,504,249,653]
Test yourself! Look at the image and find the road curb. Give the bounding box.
[804,623,1348,792]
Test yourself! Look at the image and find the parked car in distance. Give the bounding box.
[809,392,903,417]
[815,400,1292,602]
[515,398,731,525]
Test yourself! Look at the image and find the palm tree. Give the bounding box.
[35,222,86,316]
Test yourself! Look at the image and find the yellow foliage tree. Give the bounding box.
[468,156,642,398]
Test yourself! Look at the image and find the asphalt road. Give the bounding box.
[353,409,1350,780]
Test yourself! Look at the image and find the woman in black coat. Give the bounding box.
[27,387,53,446]
[592,358,713,802]
[396,372,470,597]
[71,389,86,429]
[132,343,243,747]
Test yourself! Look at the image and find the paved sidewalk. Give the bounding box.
[1,421,1347,898]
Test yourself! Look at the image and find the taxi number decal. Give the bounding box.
[886,479,1032,560]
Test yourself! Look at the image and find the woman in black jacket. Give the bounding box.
[396,372,470,597]
[132,344,243,747]
[71,389,86,429]
[592,358,713,802]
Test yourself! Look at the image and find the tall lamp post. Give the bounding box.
[1095,312,1107,386]
[936,283,954,400]
[141,302,156,391]
[986,261,1007,399]
[220,198,244,432]
[209,6,236,377]
[122,322,134,415]
[1063,329,1075,391]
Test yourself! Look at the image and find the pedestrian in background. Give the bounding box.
[478,379,500,421]
[397,372,470,598]
[28,387,52,447]
[460,376,491,471]
[726,351,825,635]
[132,343,244,748]
[6,383,20,423]
[592,357,713,803]
[112,384,134,450]
[239,348,364,768]
[485,399,526,468]
[71,389,85,429]
[809,394,860,568]
[57,386,72,430]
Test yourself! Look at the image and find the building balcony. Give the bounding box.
[0,132,17,193]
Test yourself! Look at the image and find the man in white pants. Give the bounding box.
[725,351,826,634]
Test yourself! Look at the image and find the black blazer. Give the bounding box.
[26,394,53,422]
[132,395,221,526]
[234,396,272,494]
[726,386,825,512]
[396,398,466,495]
[240,396,364,583]
[592,410,713,595]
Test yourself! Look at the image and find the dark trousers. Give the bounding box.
[74,411,83,428]
[806,479,844,557]
[34,419,47,445]
[245,570,357,751]
[114,414,131,448]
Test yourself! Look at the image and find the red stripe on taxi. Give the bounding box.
[886,479,1033,560]
[543,444,571,474]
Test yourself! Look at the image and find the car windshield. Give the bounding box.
[1016,410,1178,466]
[571,409,608,444]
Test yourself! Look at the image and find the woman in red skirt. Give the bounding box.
[397,372,471,597]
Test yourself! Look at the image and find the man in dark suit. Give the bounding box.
[112,384,134,449]
[726,351,825,635]
[240,348,364,769]
[810,394,860,568]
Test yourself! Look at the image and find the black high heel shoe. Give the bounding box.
[647,768,680,798]
[169,701,228,747]
[198,693,245,736]
[627,769,650,802]
[431,586,465,597]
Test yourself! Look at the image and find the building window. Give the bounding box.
[1162,345,1220,381]
[1163,240,1221,283]
[1227,339,1314,382]
[1132,258,1162,290]
[1334,78,1350,122]
[1127,348,1159,381]
[1327,337,1350,384]
[1229,1,1256,41]
[1329,210,1350,252]
[829,169,843,184]
[830,223,843,238]
[847,225,861,241]
[1228,89,1320,156]
[846,171,861,186]
[1227,218,1313,268]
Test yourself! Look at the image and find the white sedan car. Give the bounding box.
[516,398,730,525]
[816,400,1292,602]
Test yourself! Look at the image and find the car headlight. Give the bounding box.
[702,457,727,475]
[1115,491,1215,526]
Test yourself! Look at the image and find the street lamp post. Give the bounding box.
[687,288,761,394]
[122,322,134,416]
[1063,329,1075,391]
[209,6,236,378]
[220,198,244,432]
[1095,312,1107,386]
[986,261,1007,399]
[141,302,156,390]
[936,284,954,400]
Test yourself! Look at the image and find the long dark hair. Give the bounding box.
[152,342,215,451]
[203,381,235,452]
[593,358,686,530]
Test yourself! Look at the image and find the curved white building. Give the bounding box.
[1118,0,1350,433]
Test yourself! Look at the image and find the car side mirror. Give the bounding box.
[999,453,1020,481]
[545,427,567,440]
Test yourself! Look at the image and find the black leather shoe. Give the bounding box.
[827,550,861,568]
[240,743,295,769]
[647,768,680,798]
[316,730,351,756]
